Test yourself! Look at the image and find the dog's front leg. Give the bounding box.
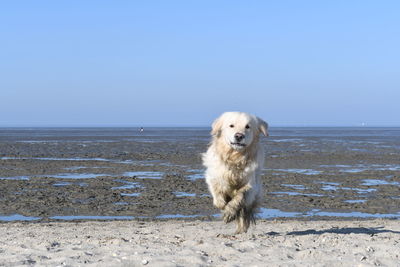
[222,184,251,223]
[208,181,228,209]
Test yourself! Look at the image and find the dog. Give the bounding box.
[202,112,268,234]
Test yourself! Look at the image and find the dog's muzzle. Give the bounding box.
[231,133,246,148]
[234,133,245,142]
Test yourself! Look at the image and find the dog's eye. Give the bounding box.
[229,124,234,128]
[245,125,250,129]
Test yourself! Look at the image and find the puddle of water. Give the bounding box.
[186,169,205,181]
[307,209,400,218]
[270,169,322,175]
[320,164,400,173]
[258,208,303,218]
[317,181,377,194]
[187,173,204,180]
[258,208,400,219]
[123,171,163,179]
[121,193,141,197]
[344,200,367,204]
[114,202,129,205]
[53,182,72,187]
[320,165,351,168]
[318,181,341,186]
[271,192,324,197]
[362,179,400,186]
[345,187,377,194]
[0,214,41,221]
[17,141,49,143]
[174,192,196,197]
[341,168,367,173]
[49,173,108,179]
[317,181,340,191]
[117,160,161,166]
[111,179,142,190]
[1,157,113,161]
[0,176,30,180]
[63,166,87,171]
[321,185,339,191]
[155,214,205,219]
[53,182,88,187]
[323,186,377,194]
[270,138,304,143]
[282,184,306,190]
[16,140,116,144]
[50,215,135,220]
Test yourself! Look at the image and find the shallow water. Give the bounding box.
[271,191,324,197]
[121,193,141,197]
[174,192,196,197]
[344,200,367,204]
[282,184,307,190]
[186,169,205,181]
[258,208,400,219]
[0,214,41,221]
[111,179,142,190]
[123,171,164,179]
[3,207,400,222]
[52,182,88,187]
[49,173,108,179]
[49,215,135,220]
[0,176,30,181]
[362,179,400,186]
[270,169,322,175]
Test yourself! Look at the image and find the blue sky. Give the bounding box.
[1,1,399,126]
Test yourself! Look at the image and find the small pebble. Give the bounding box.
[142,259,149,265]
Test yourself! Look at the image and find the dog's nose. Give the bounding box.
[234,133,245,142]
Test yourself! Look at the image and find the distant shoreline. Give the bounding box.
[1,125,400,128]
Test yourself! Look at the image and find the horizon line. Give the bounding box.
[1,124,400,128]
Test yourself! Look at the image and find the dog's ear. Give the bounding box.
[257,117,269,136]
[211,116,223,137]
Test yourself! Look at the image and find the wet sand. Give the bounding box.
[1,219,400,266]
[0,127,400,220]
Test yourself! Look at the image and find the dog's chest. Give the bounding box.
[222,163,252,188]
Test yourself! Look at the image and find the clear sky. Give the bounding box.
[1,1,399,127]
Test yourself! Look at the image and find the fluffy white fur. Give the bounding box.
[203,112,268,234]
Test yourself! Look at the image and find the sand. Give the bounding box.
[1,219,400,266]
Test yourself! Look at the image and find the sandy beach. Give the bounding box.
[1,219,400,266]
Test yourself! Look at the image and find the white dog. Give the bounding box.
[203,112,268,234]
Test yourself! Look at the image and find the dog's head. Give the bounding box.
[211,112,268,151]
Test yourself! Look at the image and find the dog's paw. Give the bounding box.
[223,210,236,223]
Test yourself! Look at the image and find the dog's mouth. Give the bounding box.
[230,142,246,148]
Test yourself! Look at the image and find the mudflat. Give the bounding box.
[0,127,399,220]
